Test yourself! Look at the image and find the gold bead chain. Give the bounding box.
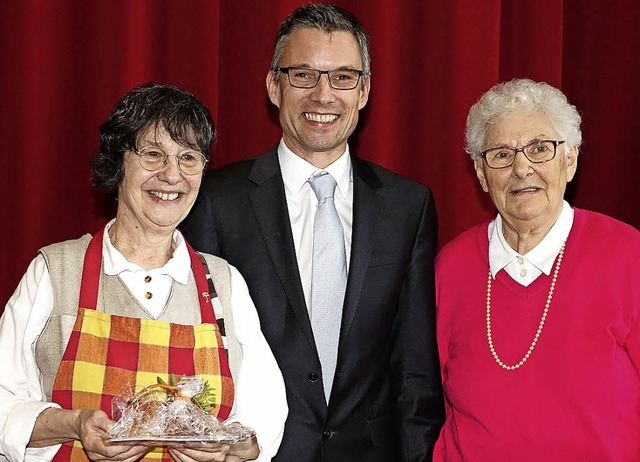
[486,242,566,371]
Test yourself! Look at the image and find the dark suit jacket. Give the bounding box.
[181,147,444,462]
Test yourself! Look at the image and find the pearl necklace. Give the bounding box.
[486,242,566,371]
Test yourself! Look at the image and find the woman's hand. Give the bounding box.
[30,407,150,461]
[167,435,259,462]
[167,442,231,462]
[74,409,151,462]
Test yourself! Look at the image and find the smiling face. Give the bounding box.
[116,125,202,235]
[475,111,579,239]
[266,28,370,167]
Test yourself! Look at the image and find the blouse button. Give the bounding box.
[145,292,153,299]
[520,269,527,278]
[517,256,524,265]
[144,275,152,283]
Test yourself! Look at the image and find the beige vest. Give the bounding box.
[34,234,241,414]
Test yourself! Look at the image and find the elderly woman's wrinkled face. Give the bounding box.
[117,125,202,233]
[475,111,578,234]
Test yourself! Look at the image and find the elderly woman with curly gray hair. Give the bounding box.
[433,79,640,461]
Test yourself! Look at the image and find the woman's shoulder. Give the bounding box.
[437,221,490,267]
[573,207,640,244]
[571,208,640,268]
[39,234,93,261]
[197,251,231,272]
[196,252,239,292]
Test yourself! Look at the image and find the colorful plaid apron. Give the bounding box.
[51,228,234,461]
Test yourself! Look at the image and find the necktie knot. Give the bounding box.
[308,172,337,202]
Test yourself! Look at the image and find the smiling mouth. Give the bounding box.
[512,186,541,194]
[149,191,180,201]
[303,112,338,123]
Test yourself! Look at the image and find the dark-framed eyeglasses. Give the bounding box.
[133,146,208,175]
[480,140,565,169]
[277,66,364,90]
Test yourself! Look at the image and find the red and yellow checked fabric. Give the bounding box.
[51,228,234,461]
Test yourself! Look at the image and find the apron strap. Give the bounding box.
[78,228,104,310]
[186,239,216,324]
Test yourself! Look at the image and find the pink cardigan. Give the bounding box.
[433,208,640,461]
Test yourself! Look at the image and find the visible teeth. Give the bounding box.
[151,191,179,201]
[304,112,338,123]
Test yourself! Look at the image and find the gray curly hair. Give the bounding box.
[465,79,582,159]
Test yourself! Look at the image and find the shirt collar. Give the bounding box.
[277,138,352,199]
[488,200,574,278]
[102,219,192,284]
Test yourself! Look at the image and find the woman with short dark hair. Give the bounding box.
[0,83,287,462]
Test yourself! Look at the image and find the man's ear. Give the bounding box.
[266,70,281,108]
[358,74,371,110]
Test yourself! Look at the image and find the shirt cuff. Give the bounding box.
[2,401,61,462]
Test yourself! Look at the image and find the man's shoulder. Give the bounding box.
[201,148,277,190]
[354,157,432,194]
[205,156,258,182]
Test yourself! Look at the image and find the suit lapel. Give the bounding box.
[341,156,385,339]
[245,151,385,357]
[247,149,317,353]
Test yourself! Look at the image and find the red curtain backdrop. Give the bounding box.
[1,0,639,308]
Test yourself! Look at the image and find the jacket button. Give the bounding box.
[307,373,319,382]
[322,429,333,439]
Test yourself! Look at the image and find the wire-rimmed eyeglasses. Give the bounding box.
[132,146,208,175]
[480,140,565,169]
[277,66,364,90]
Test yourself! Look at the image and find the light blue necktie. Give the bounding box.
[308,172,347,402]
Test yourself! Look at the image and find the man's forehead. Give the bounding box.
[282,28,362,67]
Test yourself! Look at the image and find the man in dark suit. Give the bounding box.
[182,4,444,461]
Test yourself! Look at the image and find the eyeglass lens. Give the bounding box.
[284,67,361,89]
[483,140,558,168]
[136,148,206,175]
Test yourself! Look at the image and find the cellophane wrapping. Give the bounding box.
[108,376,254,443]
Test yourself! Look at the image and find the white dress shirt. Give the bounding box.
[488,200,574,286]
[277,139,353,310]
[0,222,287,462]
